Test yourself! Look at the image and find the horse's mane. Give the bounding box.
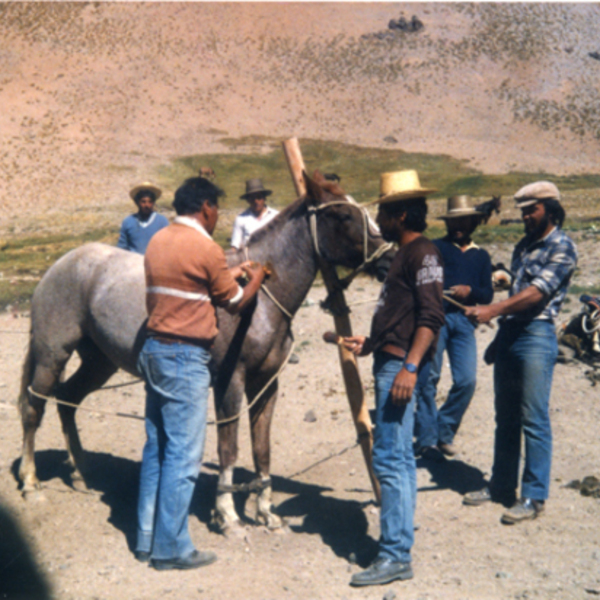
[311,169,346,197]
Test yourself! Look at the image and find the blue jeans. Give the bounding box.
[372,351,417,564]
[491,320,557,501]
[414,311,477,448]
[136,338,211,560]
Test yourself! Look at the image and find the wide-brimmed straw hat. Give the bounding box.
[514,181,561,208]
[129,182,162,202]
[240,178,272,200]
[366,170,437,206]
[440,195,483,220]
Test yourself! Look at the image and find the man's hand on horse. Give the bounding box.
[241,261,267,284]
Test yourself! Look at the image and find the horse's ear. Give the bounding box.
[303,171,324,206]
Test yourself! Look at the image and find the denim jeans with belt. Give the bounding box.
[491,319,557,501]
[414,311,478,449]
[372,351,418,564]
[136,337,211,560]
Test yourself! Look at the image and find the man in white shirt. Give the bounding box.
[231,179,279,250]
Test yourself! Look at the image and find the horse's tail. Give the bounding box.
[18,335,36,418]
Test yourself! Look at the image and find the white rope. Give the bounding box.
[258,283,293,320]
[308,201,393,281]
[243,246,293,320]
[582,308,600,334]
[26,341,296,427]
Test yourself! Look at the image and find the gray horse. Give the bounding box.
[19,173,392,531]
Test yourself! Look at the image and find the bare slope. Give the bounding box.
[1,2,600,222]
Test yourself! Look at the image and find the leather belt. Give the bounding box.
[148,333,212,350]
[380,344,407,359]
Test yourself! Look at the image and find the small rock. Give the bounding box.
[496,571,511,579]
[304,410,317,423]
[383,590,397,600]
[383,136,398,144]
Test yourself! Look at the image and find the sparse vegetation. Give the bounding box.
[2,138,599,311]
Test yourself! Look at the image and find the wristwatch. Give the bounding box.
[404,362,418,373]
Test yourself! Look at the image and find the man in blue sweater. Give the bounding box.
[117,182,169,254]
[414,195,493,459]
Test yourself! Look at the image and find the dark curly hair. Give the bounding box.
[380,197,428,233]
[543,198,566,228]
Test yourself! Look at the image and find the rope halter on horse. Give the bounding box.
[307,197,394,288]
[244,196,393,320]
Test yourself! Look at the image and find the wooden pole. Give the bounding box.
[281,138,381,504]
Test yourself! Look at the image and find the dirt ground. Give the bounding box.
[0,235,599,600]
[2,3,600,226]
[1,3,600,599]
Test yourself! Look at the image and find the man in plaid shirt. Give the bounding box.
[462,181,577,524]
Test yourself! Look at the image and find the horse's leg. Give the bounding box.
[19,354,61,496]
[214,370,246,533]
[248,378,283,529]
[54,338,117,488]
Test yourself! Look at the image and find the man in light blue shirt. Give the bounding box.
[117,182,169,254]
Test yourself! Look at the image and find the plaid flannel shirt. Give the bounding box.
[508,226,578,322]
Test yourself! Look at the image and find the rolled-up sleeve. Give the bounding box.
[531,241,578,297]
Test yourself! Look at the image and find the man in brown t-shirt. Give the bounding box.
[135,177,265,571]
[343,170,445,587]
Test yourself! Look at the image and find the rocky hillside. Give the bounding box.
[1,2,599,223]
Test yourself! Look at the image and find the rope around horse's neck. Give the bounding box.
[243,246,293,320]
[26,340,296,427]
[307,201,394,285]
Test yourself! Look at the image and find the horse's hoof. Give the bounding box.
[71,477,89,493]
[210,509,244,536]
[223,522,247,539]
[22,488,47,503]
[256,511,285,530]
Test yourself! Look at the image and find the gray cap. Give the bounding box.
[514,181,560,208]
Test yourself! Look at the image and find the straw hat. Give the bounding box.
[367,170,437,206]
[129,182,162,202]
[514,181,561,208]
[240,178,272,200]
[440,195,483,220]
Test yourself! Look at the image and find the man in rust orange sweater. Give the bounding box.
[135,177,265,571]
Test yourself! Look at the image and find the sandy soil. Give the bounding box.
[0,234,599,600]
[2,2,600,228]
[1,4,600,599]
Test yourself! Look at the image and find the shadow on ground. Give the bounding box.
[11,450,140,552]
[199,463,378,567]
[417,455,487,496]
[12,454,377,565]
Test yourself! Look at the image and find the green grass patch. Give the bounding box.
[568,285,600,297]
[156,137,600,210]
[0,280,38,311]
[0,228,118,310]
[3,137,600,311]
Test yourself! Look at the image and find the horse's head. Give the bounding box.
[303,171,395,282]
